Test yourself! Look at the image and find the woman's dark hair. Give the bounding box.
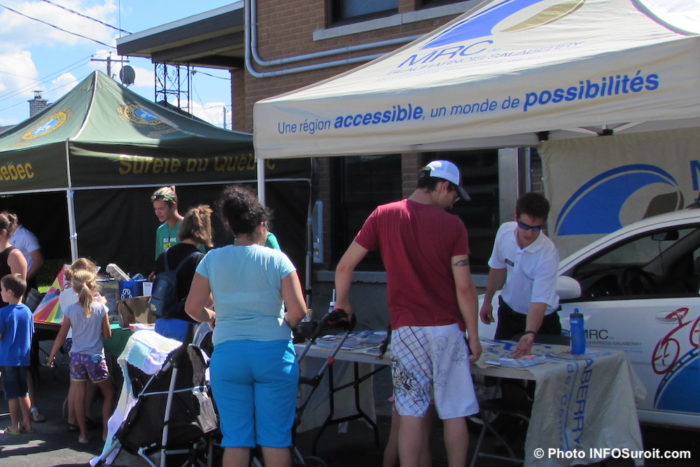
[217,185,271,236]
[179,204,214,248]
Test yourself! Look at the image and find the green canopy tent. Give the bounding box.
[0,71,311,277]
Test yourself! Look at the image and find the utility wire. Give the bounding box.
[0,75,78,115]
[0,2,115,48]
[0,56,92,115]
[41,0,130,34]
[192,69,230,80]
[0,54,92,101]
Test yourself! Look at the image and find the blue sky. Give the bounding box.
[0,0,234,127]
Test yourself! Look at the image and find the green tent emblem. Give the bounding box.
[118,103,165,126]
[21,110,70,140]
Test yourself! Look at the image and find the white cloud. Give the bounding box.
[0,50,39,95]
[0,50,40,124]
[46,72,80,102]
[0,2,234,127]
[130,63,154,89]
[192,100,228,128]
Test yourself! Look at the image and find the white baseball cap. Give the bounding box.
[424,160,470,200]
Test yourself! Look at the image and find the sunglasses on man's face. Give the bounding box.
[517,221,543,232]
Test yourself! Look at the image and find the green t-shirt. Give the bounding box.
[155,222,181,258]
[265,232,281,251]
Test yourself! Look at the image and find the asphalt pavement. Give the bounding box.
[1,363,698,466]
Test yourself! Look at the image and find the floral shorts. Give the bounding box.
[69,352,109,383]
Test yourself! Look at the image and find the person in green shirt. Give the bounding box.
[265,231,281,251]
[151,186,183,259]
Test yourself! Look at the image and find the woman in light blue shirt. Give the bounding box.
[185,185,306,467]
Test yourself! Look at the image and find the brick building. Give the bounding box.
[118,0,542,323]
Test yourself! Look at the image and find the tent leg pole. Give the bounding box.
[257,158,266,205]
[66,189,78,262]
[305,191,313,307]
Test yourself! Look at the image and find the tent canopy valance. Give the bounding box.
[253,0,700,159]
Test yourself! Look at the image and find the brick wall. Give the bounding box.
[401,153,422,197]
[243,1,476,270]
[236,0,470,133]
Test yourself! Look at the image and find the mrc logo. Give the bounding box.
[554,164,683,236]
[421,0,584,49]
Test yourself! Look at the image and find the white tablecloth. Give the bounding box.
[477,339,646,467]
[299,335,647,467]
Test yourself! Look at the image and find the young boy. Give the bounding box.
[0,273,33,435]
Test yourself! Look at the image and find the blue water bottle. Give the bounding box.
[570,308,586,355]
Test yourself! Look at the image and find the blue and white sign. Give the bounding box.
[255,0,700,159]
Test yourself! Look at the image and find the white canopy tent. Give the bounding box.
[254,0,700,172]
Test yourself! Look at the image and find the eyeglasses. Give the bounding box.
[517,221,543,232]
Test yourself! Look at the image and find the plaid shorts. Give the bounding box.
[69,352,109,383]
[391,324,479,419]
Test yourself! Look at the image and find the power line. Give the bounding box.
[192,69,230,80]
[0,76,78,116]
[0,54,92,101]
[0,57,93,116]
[0,2,115,49]
[41,0,130,35]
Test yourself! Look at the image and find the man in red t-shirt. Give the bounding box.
[335,160,481,467]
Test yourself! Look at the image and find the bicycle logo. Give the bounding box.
[651,307,700,374]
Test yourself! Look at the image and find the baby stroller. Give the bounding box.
[112,338,218,467]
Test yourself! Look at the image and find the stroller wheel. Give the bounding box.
[302,455,328,467]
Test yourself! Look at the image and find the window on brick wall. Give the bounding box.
[331,155,402,270]
[329,0,398,25]
[422,150,500,273]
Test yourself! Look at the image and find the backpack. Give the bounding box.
[149,250,201,319]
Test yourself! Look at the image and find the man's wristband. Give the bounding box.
[522,330,537,338]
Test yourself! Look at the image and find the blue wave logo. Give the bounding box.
[555,164,682,236]
[654,348,699,413]
[423,0,584,49]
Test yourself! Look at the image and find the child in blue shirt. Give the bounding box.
[0,273,34,435]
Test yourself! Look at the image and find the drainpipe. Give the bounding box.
[244,0,420,78]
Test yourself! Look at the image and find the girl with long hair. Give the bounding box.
[48,269,114,444]
[153,204,213,342]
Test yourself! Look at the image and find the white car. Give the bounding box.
[479,208,700,429]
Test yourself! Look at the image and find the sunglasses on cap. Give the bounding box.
[517,221,543,232]
[151,193,176,202]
